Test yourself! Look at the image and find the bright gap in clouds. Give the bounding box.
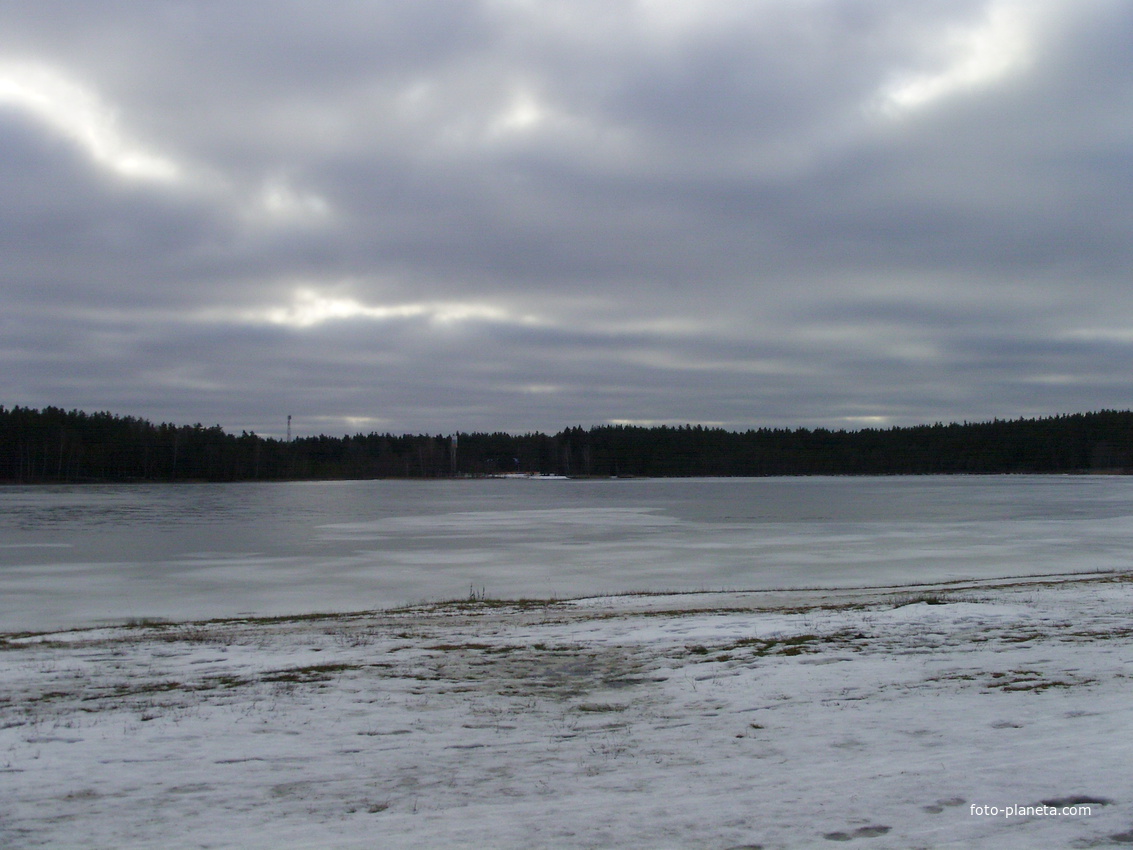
[257,289,539,329]
[0,60,182,182]
[879,1,1034,113]
[488,88,548,137]
[257,179,331,220]
[0,59,332,223]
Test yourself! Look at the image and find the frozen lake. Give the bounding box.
[2,475,1131,631]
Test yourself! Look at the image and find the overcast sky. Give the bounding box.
[2,1,1131,437]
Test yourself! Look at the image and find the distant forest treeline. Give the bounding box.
[2,405,1132,482]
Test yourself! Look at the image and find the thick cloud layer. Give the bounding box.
[2,1,1131,435]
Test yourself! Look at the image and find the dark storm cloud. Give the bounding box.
[2,1,1133,435]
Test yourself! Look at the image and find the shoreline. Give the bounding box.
[3,566,1118,640]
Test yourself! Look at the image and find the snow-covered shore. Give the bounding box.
[3,573,1132,848]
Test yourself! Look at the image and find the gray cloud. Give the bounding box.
[2,1,1132,436]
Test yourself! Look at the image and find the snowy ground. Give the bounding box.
[3,572,1133,849]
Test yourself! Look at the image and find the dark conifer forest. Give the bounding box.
[1,405,1132,482]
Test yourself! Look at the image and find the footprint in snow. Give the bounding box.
[822,825,891,841]
[922,796,966,814]
[1039,794,1111,807]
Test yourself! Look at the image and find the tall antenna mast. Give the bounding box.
[287,415,292,443]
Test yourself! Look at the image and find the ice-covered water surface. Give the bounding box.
[1,475,1130,630]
